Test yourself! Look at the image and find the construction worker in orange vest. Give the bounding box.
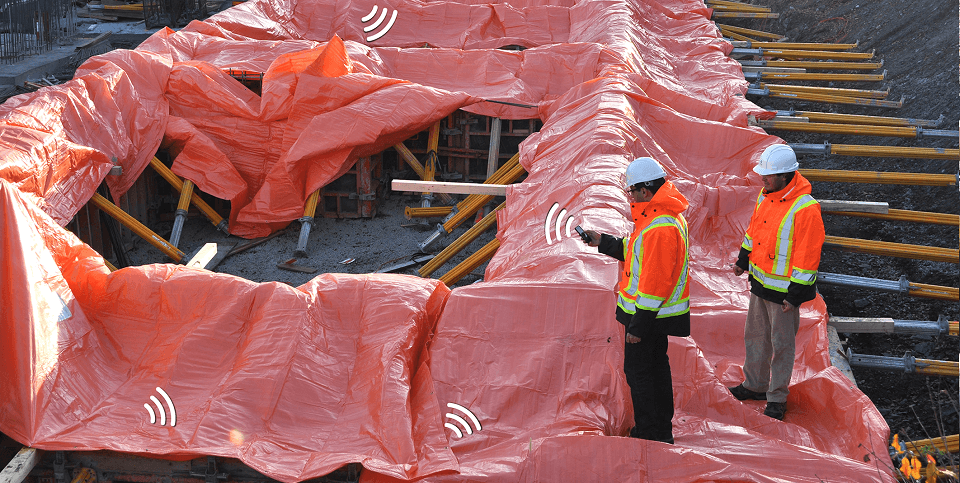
[582,156,690,444]
[728,144,825,421]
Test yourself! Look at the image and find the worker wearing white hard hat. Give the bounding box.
[729,144,825,421]
[580,156,690,444]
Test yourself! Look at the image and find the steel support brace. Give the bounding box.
[892,319,948,337]
[846,350,918,373]
[817,272,908,294]
[789,142,831,154]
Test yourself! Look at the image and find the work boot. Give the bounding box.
[763,402,787,420]
[729,384,767,401]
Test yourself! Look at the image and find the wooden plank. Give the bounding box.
[391,180,508,196]
[828,316,895,333]
[1,447,40,483]
[184,242,237,271]
[819,200,889,214]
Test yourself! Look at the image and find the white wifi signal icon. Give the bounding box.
[144,387,177,427]
[361,5,398,42]
[444,403,482,439]
[544,202,576,245]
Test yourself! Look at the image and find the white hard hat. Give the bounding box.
[625,157,667,188]
[754,144,798,175]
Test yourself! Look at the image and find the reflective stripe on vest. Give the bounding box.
[749,194,819,292]
[617,215,689,318]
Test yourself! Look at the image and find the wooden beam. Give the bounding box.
[1,447,40,483]
[392,180,508,196]
[828,316,895,333]
[818,200,889,214]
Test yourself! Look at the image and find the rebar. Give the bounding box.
[0,0,74,64]
[822,235,959,264]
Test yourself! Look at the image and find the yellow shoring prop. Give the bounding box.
[438,238,500,286]
[105,260,118,272]
[761,48,875,61]
[761,60,884,70]
[756,71,885,82]
[294,189,320,257]
[792,111,934,127]
[393,143,454,204]
[764,90,904,108]
[723,30,754,42]
[827,144,958,160]
[168,179,194,248]
[822,235,959,264]
[950,321,960,336]
[149,157,229,234]
[903,434,959,454]
[405,206,453,219]
[907,283,959,302]
[822,208,959,227]
[913,358,959,377]
[759,120,919,138]
[717,23,784,40]
[712,11,778,18]
[800,169,958,187]
[90,193,185,262]
[744,41,859,51]
[442,162,524,235]
[706,1,771,13]
[762,83,889,99]
[422,121,441,198]
[420,202,504,278]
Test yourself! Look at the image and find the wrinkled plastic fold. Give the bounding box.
[1,0,895,481]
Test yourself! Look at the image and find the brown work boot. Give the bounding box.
[764,402,787,420]
[729,384,767,401]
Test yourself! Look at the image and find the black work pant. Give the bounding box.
[623,332,674,441]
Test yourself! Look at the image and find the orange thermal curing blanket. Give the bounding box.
[0,0,896,481]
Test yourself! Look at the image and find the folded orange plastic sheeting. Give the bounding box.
[0,0,899,481]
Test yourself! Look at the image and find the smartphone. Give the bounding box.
[574,225,591,242]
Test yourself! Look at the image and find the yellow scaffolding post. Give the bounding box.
[405,206,454,219]
[420,202,504,278]
[761,49,876,61]
[823,235,959,264]
[759,120,920,138]
[393,142,454,204]
[294,189,321,257]
[755,71,885,82]
[717,23,784,40]
[705,1,770,13]
[763,90,904,108]
[743,41,859,51]
[759,59,884,70]
[800,169,958,187]
[712,11,778,19]
[168,179,194,248]
[822,208,959,227]
[827,144,959,160]
[149,157,229,234]
[438,238,500,286]
[90,193,185,262]
[761,84,889,99]
[903,434,959,454]
[790,111,939,127]
[908,283,959,302]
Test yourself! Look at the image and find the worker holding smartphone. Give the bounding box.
[579,156,690,445]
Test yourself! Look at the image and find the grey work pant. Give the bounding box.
[742,293,800,403]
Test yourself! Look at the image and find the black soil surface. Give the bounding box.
[728,0,959,459]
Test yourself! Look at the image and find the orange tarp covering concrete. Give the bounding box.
[0,0,895,481]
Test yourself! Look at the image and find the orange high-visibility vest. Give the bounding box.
[741,173,825,293]
[616,182,690,319]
